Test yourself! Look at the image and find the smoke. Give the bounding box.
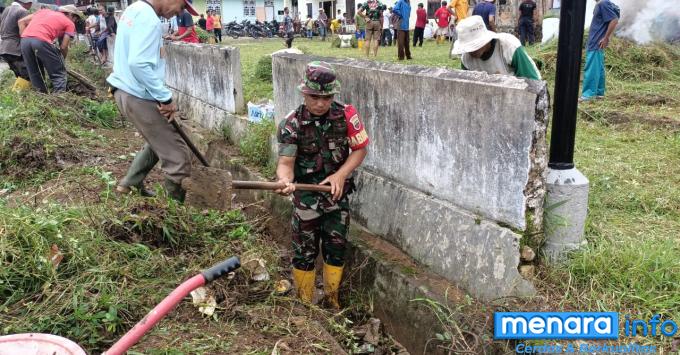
[614,0,680,44]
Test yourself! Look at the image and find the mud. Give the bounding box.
[1,137,82,179]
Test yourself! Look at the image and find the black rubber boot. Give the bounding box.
[164,178,186,202]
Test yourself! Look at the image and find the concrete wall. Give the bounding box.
[165,42,244,117]
[272,54,549,300]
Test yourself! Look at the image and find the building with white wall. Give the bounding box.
[216,0,286,23]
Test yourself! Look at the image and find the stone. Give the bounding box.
[519,264,536,279]
[520,245,536,262]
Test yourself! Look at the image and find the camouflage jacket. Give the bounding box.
[277,101,369,186]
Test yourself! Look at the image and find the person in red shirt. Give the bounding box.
[413,3,427,47]
[18,5,83,93]
[206,9,214,33]
[170,8,199,43]
[434,1,451,44]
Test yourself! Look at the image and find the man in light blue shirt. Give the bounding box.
[107,0,198,201]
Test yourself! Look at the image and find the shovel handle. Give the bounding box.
[233,180,332,193]
[170,120,210,167]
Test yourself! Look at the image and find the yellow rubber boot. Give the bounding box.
[292,268,315,303]
[358,39,364,49]
[323,263,344,309]
[12,77,31,92]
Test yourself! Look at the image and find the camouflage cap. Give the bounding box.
[297,61,341,96]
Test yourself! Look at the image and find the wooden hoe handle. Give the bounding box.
[233,180,332,193]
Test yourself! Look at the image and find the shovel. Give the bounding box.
[171,120,331,210]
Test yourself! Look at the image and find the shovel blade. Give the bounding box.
[182,165,232,210]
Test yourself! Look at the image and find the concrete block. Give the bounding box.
[272,53,548,231]
[351,170,535,300]
[543,167,590,262]
[165,42,244,114]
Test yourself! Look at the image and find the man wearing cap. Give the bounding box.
[18,5,84,93]
[452,15,540,80]
[276,61,369,309]
[107,0,198,200]
[0,0,32,91]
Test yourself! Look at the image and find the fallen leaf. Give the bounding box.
[49,244,63,269]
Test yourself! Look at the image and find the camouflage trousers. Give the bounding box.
[291,191,350,271]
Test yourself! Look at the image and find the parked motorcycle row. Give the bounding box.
[222,20,283,39]
[220,19,321,39]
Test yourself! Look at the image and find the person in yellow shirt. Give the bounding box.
[447,0,468,24]
[330,17,341,35]
[212,12,222,42]
[447,0,468,44]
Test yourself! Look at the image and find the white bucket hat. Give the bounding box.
[451,15,497,55]
[58,5,85,19]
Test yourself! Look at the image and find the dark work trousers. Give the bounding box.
[20,37,67,93]
[413,26,424,47]
[396,29,411,60]
[381,28,392,46]
[285,31,294,48]
[518,17,535,46]
[0,54,29,80]
[214,28,222,42]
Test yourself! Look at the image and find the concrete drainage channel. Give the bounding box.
[185,122,510,354]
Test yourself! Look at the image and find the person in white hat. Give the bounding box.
[451,15,540,80]
[0,0,33,90]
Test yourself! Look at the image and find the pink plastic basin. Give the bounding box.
[0,333,86,355]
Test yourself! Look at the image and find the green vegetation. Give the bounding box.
[0,195,263,352]
[239,118,276,176]
[229,37,459,103]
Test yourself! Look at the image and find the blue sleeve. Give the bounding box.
[490,4,496,16]
[127,21,172,102]
[599,2,619,23]
[183,12,194,27]
[393,1,401,16]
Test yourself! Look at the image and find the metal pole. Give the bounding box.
[548,0,588,170]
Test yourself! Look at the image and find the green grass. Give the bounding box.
[0,189,269,353]
[224,37,459,103]
[222,36,680,343]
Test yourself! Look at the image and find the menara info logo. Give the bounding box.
[494,312,679,340]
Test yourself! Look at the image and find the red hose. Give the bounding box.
[104,274,206,355]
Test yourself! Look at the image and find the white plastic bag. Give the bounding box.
[247,100,275,123]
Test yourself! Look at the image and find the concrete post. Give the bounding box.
[543,167,589,262]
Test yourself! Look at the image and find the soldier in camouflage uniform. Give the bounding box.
[276,61,369,309]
